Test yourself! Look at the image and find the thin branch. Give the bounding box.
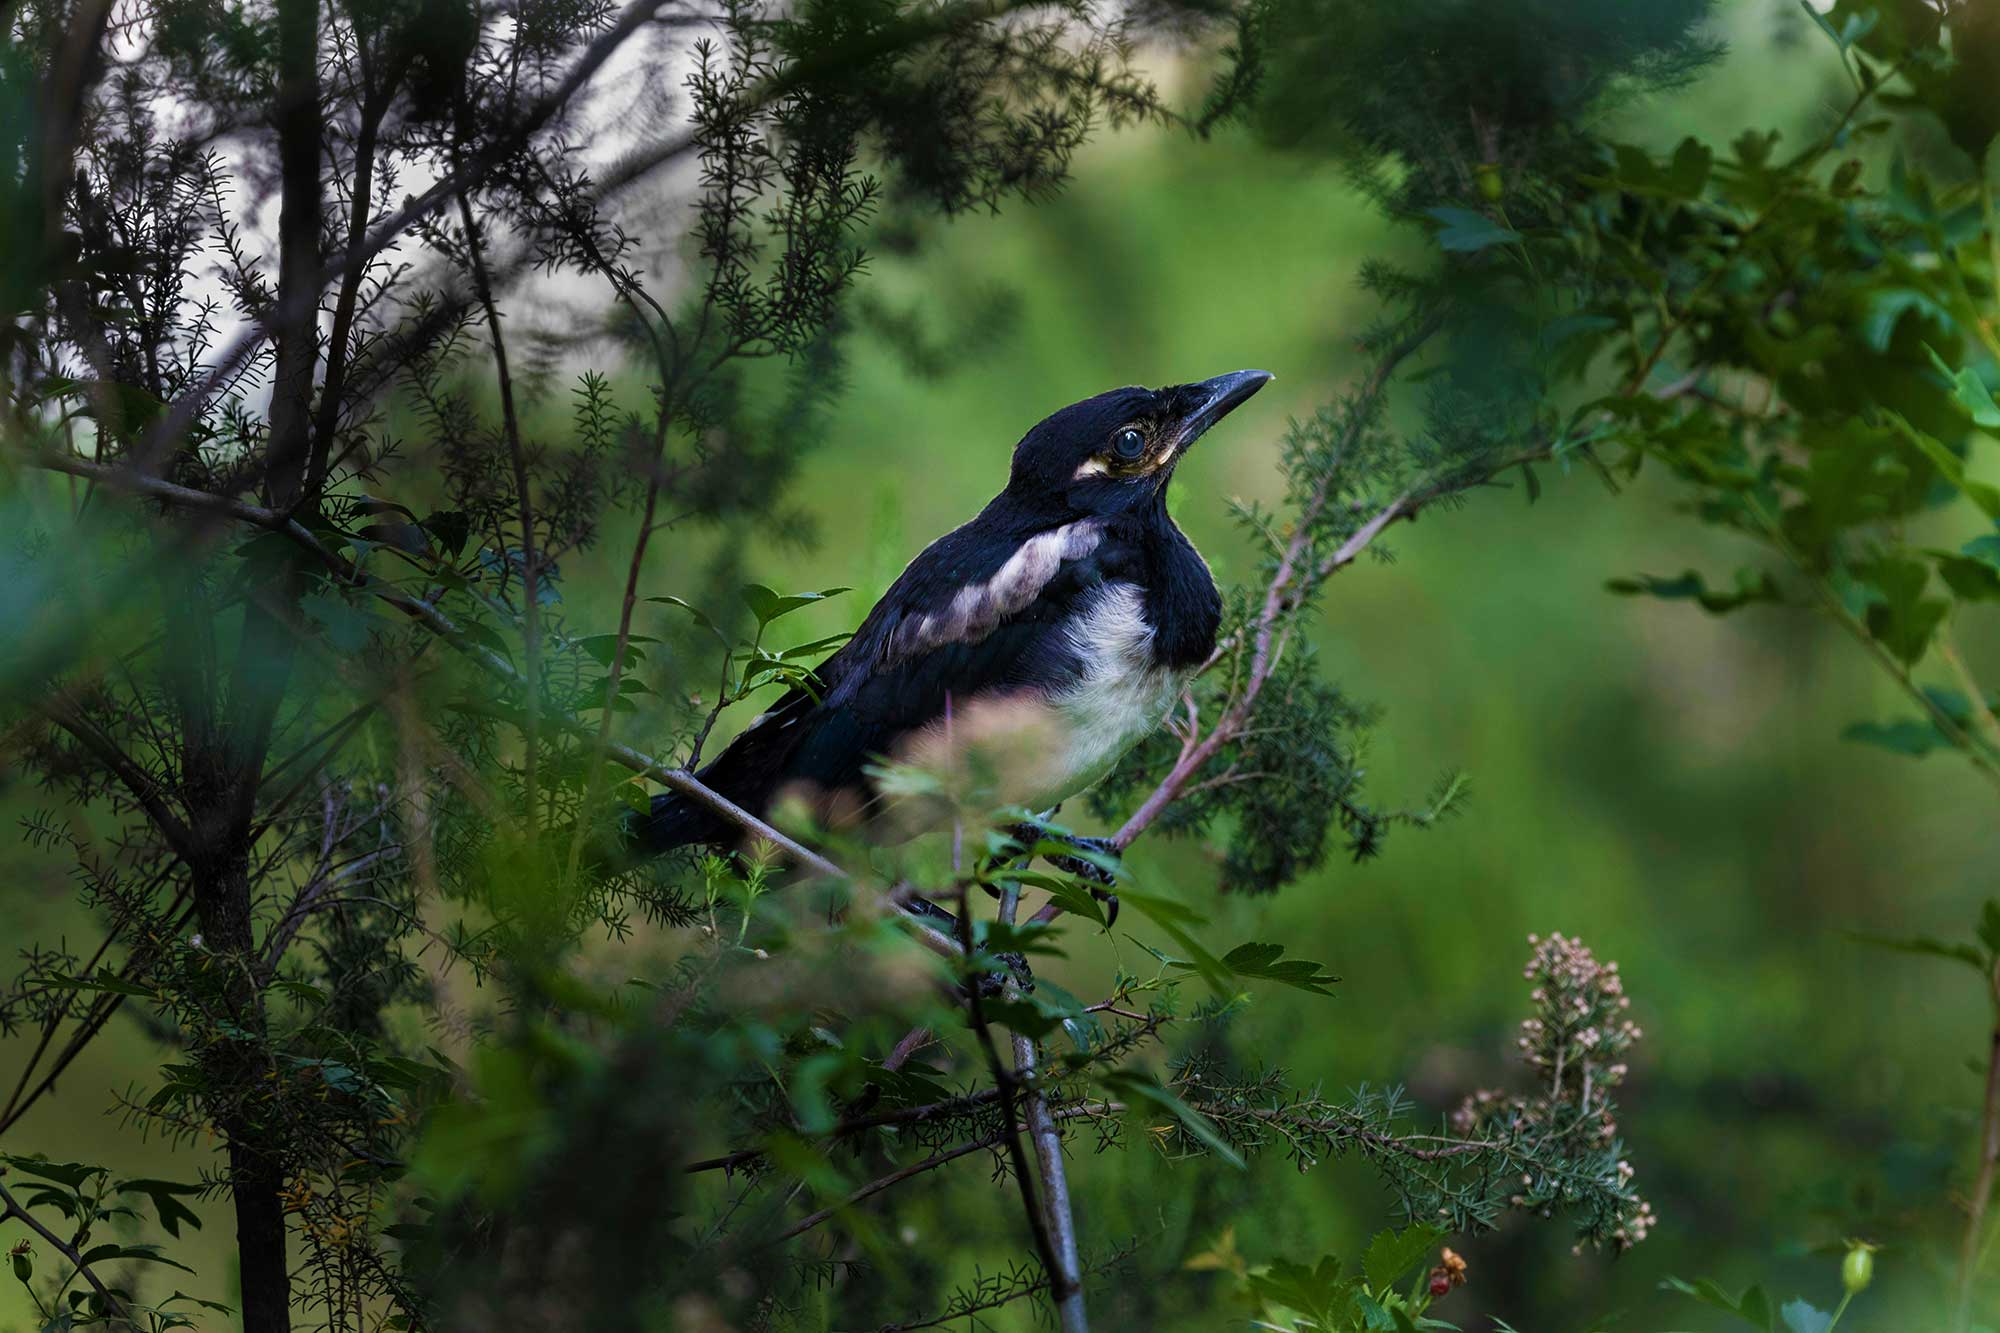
[682,1089,1004,1175]
[455,186,543,834]
[762,1129,1008,1247]
[1958,959,2000,1332]
[959,887,1065,1304]
[1001,878,1087,1332]
[36,696,197,860]
[0,1177,135,1326]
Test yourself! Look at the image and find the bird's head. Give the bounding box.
[1005,370,1273,517]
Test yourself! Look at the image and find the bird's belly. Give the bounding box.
[882,583,1185,823]
[1029,581,1185,808]
[1036,658,1183,808]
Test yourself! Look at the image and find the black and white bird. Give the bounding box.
[638,369,1272,886]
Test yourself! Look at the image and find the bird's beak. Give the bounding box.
[1172,369,1274,452]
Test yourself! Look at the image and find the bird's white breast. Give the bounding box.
[1038,582,1186,807]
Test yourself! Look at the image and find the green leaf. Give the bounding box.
[1423,207,1520,253]
[1362,1223,1445,1293]
[1605,568,1780,614]
[1980,899,2000,956]
[77,1243,195,1274]
[1098,1068,1244,1169]
[572,633,658,667]
[419,509,471,557]
[1216,942,1340,997]
[1847,929,1985,970]
[1963,532,2000,571]
[767,631,853,660]
[1859,555,1948,665]
[1247,1254,1352,1325]
[115,1180,204,1239]
[1881,409,2000,517]
[648,596,731,648]
[299,590,378,653]
[1803,0,1875,52]
[976,919,1068,959]
[1667,136,1713,197]
[1118,888,1232,998]
[1842,718,1948,756]
[1861,288,1951,352]
[1662,1276,1775,1330]
[1933,551,2000,601]
[739,584,849,628]
[1926,344,2000,428]
[40,968,156,998]
[0,1157,104,1190]
[1740,1284,1775,1331]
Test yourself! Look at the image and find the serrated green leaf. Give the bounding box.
[1423,207,1520,253]
[1363,1223,1445,1293]
[1217,942,1340,996]
[1,1157,104,1190]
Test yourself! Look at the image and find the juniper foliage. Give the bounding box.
[0,0,1778,1328]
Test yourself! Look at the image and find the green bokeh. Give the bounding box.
[6,2,2000,1327]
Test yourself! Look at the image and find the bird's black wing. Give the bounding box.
[638,503,1139,848]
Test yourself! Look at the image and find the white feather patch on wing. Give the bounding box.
[886,517,1103,662]
[880,582,1185,830]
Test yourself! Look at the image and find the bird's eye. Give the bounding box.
[1112,428,1146,460]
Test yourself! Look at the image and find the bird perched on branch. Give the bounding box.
[638,370,1272,907]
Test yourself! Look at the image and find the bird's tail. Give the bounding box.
[625,790,732,854]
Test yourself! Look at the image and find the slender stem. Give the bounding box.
[1938,624,2000,757]
[1000,881,1087,1332]
[1957,960,2000,1332]
[959,887,1066,1306]
[682,1088,1007,1174]
[763,1130,1008,1246]
[456,188,542,836]
[0,1178,133,1325]
[1744,494,2000,795]
[564,409,675,886]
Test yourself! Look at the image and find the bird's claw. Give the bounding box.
[1008,825,1121,927]
[900,894,1036,995]
[975,950,1035,997]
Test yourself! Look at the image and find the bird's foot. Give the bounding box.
[1006,823,1122,927]
[898,893,1035,995]
[975,949,1035,998]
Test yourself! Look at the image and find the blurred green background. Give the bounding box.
[8,1,2000,1327]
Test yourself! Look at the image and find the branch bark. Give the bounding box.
[0,1177,135,1326]
[999,881,1086,1332]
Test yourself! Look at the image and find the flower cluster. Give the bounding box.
[1451,932,1655,1251]
[1517,931,1642,1128]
